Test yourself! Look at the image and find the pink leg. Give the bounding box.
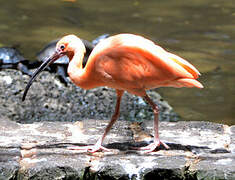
[69,90,124,153]
[137,93,169,153]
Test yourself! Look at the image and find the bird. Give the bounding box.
[22,33,203,153]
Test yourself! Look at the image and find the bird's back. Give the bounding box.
[85,34,203,95]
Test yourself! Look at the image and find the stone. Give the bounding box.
[0,118,234,180]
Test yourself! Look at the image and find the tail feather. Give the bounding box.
[175,78,204,88]
[168,52,200,79]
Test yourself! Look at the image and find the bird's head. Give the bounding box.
[22,34,85,101]
[56,35,86,60]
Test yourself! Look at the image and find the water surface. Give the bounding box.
[0,0,234,125]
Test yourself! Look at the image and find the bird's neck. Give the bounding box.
[67,51,89,88]
[70,49,84,69]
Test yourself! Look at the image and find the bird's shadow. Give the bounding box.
[3,141,224,157]
[105,141,210,152]
[26,141,211,154]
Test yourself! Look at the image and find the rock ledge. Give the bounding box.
[0,119,234,180]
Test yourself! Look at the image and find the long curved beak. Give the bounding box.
[22,51,65,101]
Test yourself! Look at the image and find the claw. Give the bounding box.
[136,140,169,153]
[89,145,110,153]
[67,144,110,153]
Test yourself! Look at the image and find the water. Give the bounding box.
[0,0,234,125]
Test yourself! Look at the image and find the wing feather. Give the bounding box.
[87,34,202,90]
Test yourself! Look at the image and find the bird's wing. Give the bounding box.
[87,34,201,89]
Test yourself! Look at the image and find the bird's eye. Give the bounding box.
[60,44,65,51]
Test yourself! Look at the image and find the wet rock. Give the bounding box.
[0,118,234,180]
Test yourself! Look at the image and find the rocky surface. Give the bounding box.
[0,118,234,180]
[0,69,179,124]
[0,69,234,180]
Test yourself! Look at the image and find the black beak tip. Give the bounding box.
[22,86,29,101]
[22,95,26,101]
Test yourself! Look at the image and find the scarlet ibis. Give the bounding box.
[22,34,203,153]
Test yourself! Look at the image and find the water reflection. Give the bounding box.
[0,0,234,125]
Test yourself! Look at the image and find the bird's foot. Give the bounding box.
[137,140,169,153]
[68,144,110,153]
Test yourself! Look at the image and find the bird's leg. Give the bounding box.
[88,90,124,152]
[68,90,124,153]
[137,93,169,153]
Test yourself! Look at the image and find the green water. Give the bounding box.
[0,0,234,125]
